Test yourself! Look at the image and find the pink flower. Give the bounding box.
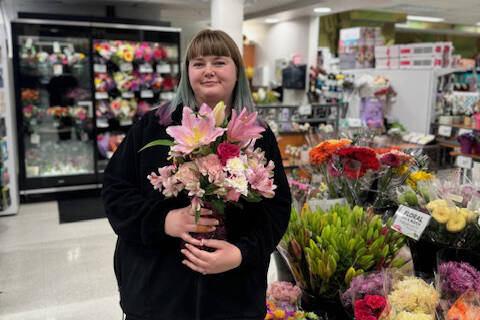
[195,154,223,182]
[380,153,401,167]
[327,159,341,177]
[227,108,265,148]
[191,197,201,213]
[217,142,240,166]
[225,188,241,202]
[174,162,199,186]
[246,165,277,198]
[166,106,226,155]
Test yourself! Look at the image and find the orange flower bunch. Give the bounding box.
[47,106,69,117]
[375,147,401,155]
[21,88,39,102]
[309,139,351,166]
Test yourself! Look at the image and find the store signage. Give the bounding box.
[172,64,179,74]
[298,103,312,115]
[140,90,154,98]
[156,64,171,74]
[95,92,109,100]
[122,92,135,98]
[348,118,362,127]
[30,133,40,145]
[96,119,109,128]
[120,63,133,73]
[391,205,431,240]
[456,155,472,169]
[438,125,452,137]
[53,41,61,53]
[458,128,473,136]
[160,92,174,100]
[25,38,33,49]
[140,63,153,73]
[94,64,107,73]
[120,119,133,126]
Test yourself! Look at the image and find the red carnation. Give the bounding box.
[365,295,386,311]
[217,142,240,166]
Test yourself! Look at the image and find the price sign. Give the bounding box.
[53,41,60,53]
[120,119,133,126]
[156,64,171,74]
[25,38,33,49]
[140,90,154,98]
[391,205,431,240]
[96,119,109,128]
[160,92,174,100]
[53,64,63,76]
[298,103,312,116]
[438,125,452,137]
[172,64,179,74]
[456,155,473,169]
[120,63,133,72]
[348,118,362,127]
[122,92,135,98]
[94,64,107,73]
[95,92,109,100]
[139,63,153,73]
[458,128,473,136]
[30,133,40,145]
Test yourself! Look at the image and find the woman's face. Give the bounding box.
[188,55,237,108]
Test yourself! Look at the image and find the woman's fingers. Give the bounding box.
[181,248,208,268]
[180,232,202,246]
[196,217,219,226]
[182,259,205,274]
[187,207,213,216]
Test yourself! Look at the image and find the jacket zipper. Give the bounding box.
[195,274,202,320]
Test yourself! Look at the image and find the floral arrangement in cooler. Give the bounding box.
[354,295,387,320]
[47,106,69,119]
[66,88,90,101]
[20,43,86,66]
[21,88,39,103]
[382,276,439,320]
[94,73,115,92]
[136,101,152,117]
[69,107,87,122]
[142,102,276,227]
[22,104,41,120]
[96,100,112,119]
[109,98,138,122]
[94,40,169,65]
[265,300,321,320]
[446,290,480,320]
[113,72,136,92]
[252,88,279,105]
[280,204,405,301]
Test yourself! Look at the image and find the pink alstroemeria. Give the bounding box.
[246,165,276,198]
[227,108,265,148]
[191,197,201,213]
[166,106,226,155]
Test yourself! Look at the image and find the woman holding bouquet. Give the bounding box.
[102,29,291,320]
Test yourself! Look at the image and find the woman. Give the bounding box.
[103,29,291,320]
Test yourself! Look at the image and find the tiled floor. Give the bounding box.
[0,201,123,320]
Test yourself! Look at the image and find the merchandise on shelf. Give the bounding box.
[398,41,454,69]
[338,27,383,70]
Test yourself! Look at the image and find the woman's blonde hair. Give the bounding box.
[169,29,254,114]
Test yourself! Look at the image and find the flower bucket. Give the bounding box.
[300,290,350,320]
[307,198,346,212]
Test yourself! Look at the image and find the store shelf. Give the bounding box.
[439,141,460,149]
[449,151,480,160]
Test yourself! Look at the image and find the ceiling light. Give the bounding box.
[407,15,445,23]
[265,18,280,24]
[314,7,331,13]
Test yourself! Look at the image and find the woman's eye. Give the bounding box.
[193,62,204,67]
[214,61,225,65]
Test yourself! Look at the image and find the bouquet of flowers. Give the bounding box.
[47,106,69,119]
[21,88,39,104]
[265,300,321,320]
[289,180,309,206]
[110,98,137,122]
[267,281,302,311]
[142,102,276,231]
[446,290,480,320]
[341,271,390,314]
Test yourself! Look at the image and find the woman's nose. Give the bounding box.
[204,63,214,77]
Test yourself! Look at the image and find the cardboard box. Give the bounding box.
[399,56,443,69]
[375,45,400,58]
[376,57,399,69]
[338,27,381,54]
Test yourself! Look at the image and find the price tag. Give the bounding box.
[53,41,60,53]
[438,125,452,137]
[391,205,431,240]
[348,118,362,127]
[120,63,133,73]
[122,92,135,98]
[140,90,154,98]
[298,103,312,116]
[30,133,40,145]
[53,64,63,76]
[120,119,133,126]
[25,38,33,49]
[96,119,109,128]
[156,64,171,74]
[456,155,473,169]
[139,63,153,73]
[94,64,107,73]
[458,128,473,136]
[95,92,109,100]
[172,64,179,74]
[78,101,92,107]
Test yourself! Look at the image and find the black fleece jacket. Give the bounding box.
[102,105,292,320]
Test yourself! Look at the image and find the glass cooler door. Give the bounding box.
[13,23,96,190]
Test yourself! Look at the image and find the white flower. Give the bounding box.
[226,175,249,196]
[225,157,246,174]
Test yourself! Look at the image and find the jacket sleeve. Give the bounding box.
[102,118,180,249]
[232,127,292,269]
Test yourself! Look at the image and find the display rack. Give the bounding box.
[0,27,19,215]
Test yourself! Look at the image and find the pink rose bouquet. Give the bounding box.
[141,101,277,224]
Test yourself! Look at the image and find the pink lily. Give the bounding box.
[227,108,265,148]
[166,106,226,155]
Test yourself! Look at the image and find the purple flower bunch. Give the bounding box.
[342,272,389,308]
[438,261,480,297]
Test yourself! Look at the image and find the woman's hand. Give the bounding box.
[165,206,219,246]
[181,239,242,274]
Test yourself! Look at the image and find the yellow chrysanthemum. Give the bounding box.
[458,208,477,223]
[273,309,285,319]
[393,165,408,176]
[426,199,447,211]
[446,214,467,232]
[432,206,452,224]
[406,171,435,189]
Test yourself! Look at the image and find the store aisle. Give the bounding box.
[0,202,122,320]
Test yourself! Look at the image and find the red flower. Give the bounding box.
[217,142,240,166]
[380,152,401,167]
[335,147,380,178]
[364,295,386,311]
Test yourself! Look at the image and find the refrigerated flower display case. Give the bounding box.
[12,22,180,194]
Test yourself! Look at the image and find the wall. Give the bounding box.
[244,17,310,87]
